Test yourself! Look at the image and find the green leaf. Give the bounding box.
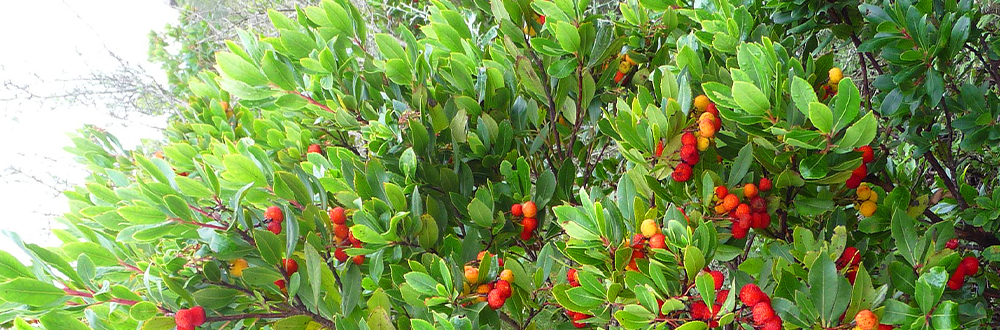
[808,102,833,133]
[261,51,297,91]
[222,154,267,187]
[929,300,958,330]
[731,81,769,115]
[881,299,920,325]
[385,59,412,86]
[0,250,33,280]
[554,22,581,53]
[216,52,268,86]
[193,287,241,310]
[130,301,159,321]
[304,244,323,304]
[254,229,283,266]
[832,78,860,131]
[891,209,919,267]
[674,321,708,330]
[162,195,194,222]
[914,267,947,314]
[350,224,388,245]
[39,312,90,330]
[838,112,877,149]
[790,77,817,116]
[118,205,166,225]
[727,143,753,187]
[695,273,716,313]
[403,272,439,296]
[0,278,65,307]
[468,199,494,228]
[809,255,851,326]
[683,246,704,281]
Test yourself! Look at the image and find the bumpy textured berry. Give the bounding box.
[722,194,740,211]
[500,269,514,282]
[265,206,284,223]
[945,238,958,250]
[681,132,697,146]
[230,259,248,277]
[267,221,282,235]
[761,316,782,330]
[846,176,862,189]
[715,186,729,199]
[175,306,207,329]
[837,247,860,270]
[495,280,512,298]
[567,268,579,287]
[857,146,874,163]
[708,270,724,291]
[680,145,699,165]
[352,255,364,265]
[672,162,693,182]
[696,136,710,151]
[829,67,844,85]
[511,204,522,217]
[694,95,710,112]
[521,201,537,218]
[522,217,538,232]
[961,256,979,274]
[699,113,717,138]
[853,164,868,179]
[307,144,321,154]
[752,302,776,324]
[715,290,729,304]
[859,201,877,217]
[947,268,965,290]
[690,301,709,319]
[759,177,772,192]
[750,196,767,212]
[640,219,659,237]
[329,207,346,225]
[732,224,748,239]
[654,140,664,158]
[487,289,506,309]
[464,266,479,284]
[855,309,879,330]
[334,224,350,239]
[735,204,751,217]
[571,312,588,328]
[740,283,765,306]
[649,233,667,249]
[743,183,758,198]
[335,248,348,262]
[283,259,298,275]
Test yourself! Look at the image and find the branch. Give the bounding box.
[923,152,968,210]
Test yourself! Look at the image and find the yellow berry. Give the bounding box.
[640,219,659,238]
[500,269,515,282]
[230,259,248,277]
[694,95,710,112]
[464,266,479,284]
[859,201,877,217]
[618,60,633,73]
[696,136,710,151]
[856,189,871,201]
[868,191,878,203]
[829,67,844,85]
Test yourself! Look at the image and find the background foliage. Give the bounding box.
[1,0,999,329]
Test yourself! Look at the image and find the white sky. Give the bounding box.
[0,0,178,257]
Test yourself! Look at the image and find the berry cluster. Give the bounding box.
[846,146,875,189]
[264,206,285,235]
[614,55,637,85]
[563,269,591,328]
[689,268,727,327]
[822,67,844,100]
[693,95,721,141]
[511,201,539,240]
[713,178,773,239]
[273,258,300,293]
[739,283,782,330]
[854,183,879,217]
[174,306,206,330]
[947,256,979,290]
[330,207,365,265]
[625,219,670,270]
[836,247,862,284]
[463,252,514,309]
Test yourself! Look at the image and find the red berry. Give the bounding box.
[649,233,667,249]
[274,279,286,289]
[567,268,580,287]
[759,177,772,192]
[945,238,958,250]
[614,70,626,84]
[522,217,538,232]
[519,228,532,240]
[267,221,282,235]
[307,144,322,154]
[630,233,647,249]
[735,203,751,217]
[571,312,588,328]
[352,255,365,265]
[511,204,523,217]
[681,132,697,146]
[265,206,284,223]
[334,224,350,239]
[690,301,709,319]
[715,186,729,199]
[329,207,346,225]
[750,196,767,212]
[852,164,868,179]
[655,140,665,158]
[960,256,979,274]
[521,201,538,218]
[672,163,692,182]
[495,280,512,298]
[715,290,729,304]
[846,176,862,189]
[334,248,348,262]
[283,259,298,275]
[857,146,874,163]
[732,224,748,239]
[739,283,764,306]
[836,247,860,270]
[174,306,207,329]
[761,316,782,330]
[706,103,718,115]
[680,145,699,165]
[752,302,776,324]
[709,270,724,291]
[487,289,505,309]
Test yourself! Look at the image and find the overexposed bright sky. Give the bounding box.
[0,0,178,257]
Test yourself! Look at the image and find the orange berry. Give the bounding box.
[465,266,479,284]
[334,224,350,239]
[715,186,729,199]
[854,309,879,330]
[722,194,739,211]
[735,204,751,217]
[694,95,710,112]
[743,183,758,198]
[477,284,491,295]
[640,219,659,237]
[521,201,537,218]
[307,144,322,154]
[500,269,514,282]
[265,206,284,223]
